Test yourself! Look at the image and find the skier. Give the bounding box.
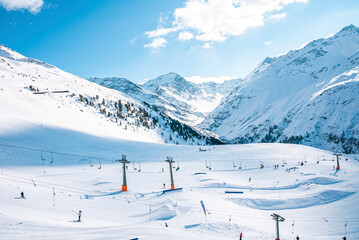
[296,236,299,240]
[78,210,82,222]
[20,192,25,199]
[163,183,166,188]
[165,222,168,227]
[343,237,346,240]
[248,177,251,182]
[239,232,242,240]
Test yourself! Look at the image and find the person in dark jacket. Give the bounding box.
[78,210,82,222]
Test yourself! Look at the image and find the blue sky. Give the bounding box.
[1,0,359,83]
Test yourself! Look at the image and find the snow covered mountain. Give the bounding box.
[141,72,241,124]
[89,73,241,126]
[0,44,221,146]
[202,25,359,153]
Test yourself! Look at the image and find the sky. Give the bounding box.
[0,0,359,83]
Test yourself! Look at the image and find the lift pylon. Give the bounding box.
[165,157,175,189]
[118,154,130,192]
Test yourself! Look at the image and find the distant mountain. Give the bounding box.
[90,73,241,126]
[202,25,359,153]
[141,72,241,124]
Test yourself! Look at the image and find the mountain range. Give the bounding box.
[1,24,358,153]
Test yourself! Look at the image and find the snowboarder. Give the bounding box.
[296,236,299,240]
[239,232,242,240]
[20,192,25,199]
[78,210,82,222]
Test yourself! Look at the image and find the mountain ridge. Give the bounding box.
[201,24,359,153]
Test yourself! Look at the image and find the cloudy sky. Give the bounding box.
[1,0,359,82]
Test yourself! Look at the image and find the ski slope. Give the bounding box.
[0,137,358,240]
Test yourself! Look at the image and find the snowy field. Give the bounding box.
[1,133,358,240]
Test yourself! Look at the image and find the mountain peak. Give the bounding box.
[0,44,26,60]
[339,24,359,34]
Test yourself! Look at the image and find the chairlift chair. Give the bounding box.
[50,152,54,164]
[98,160,102,169]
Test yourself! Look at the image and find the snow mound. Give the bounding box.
[151,204,178,221]
[185,222,273,240]
[202,177,341,191]
[230,190,354,210]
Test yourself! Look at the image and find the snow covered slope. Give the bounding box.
[0,45,219,146]
[202,25,359,153]
[0,139,358,239]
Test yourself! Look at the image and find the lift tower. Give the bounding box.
[119,154,130,192]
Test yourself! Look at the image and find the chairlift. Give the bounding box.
[238,161,242,169]
[133,162,137,171]
[98,160,102,169]
[209,161,212,170]
[89,158,93,167]
[233,160,236,168]
[50,152,54,164]
[138,162,141,172]
[205,160,209,169]
[41,150,45,162]
[176,162,180,171]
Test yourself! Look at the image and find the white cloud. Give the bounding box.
[145,27,179,38]
[268,12,287,20]
[0,0,44,14]
[264,41,272,45]
[145,0,309,46]
[144,37,168,49]
[202,42,213,49]
[178,31,194,41]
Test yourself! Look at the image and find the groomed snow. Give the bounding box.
[0,136,358,239]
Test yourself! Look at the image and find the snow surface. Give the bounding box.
[0,139,358,239]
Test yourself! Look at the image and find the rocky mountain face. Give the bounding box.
[201,25,359,153]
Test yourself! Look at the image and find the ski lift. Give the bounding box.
[133,162,137,171]
[176,162,180,171]
[238,161,242,169]
[209,161,212,170]
[137,162,141,172]
[233,160,236,168]
[205,160,209,169]
[89,158,93,167]
[50,152,54,164]
[98,160,102,169]
[41,150,45,162]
